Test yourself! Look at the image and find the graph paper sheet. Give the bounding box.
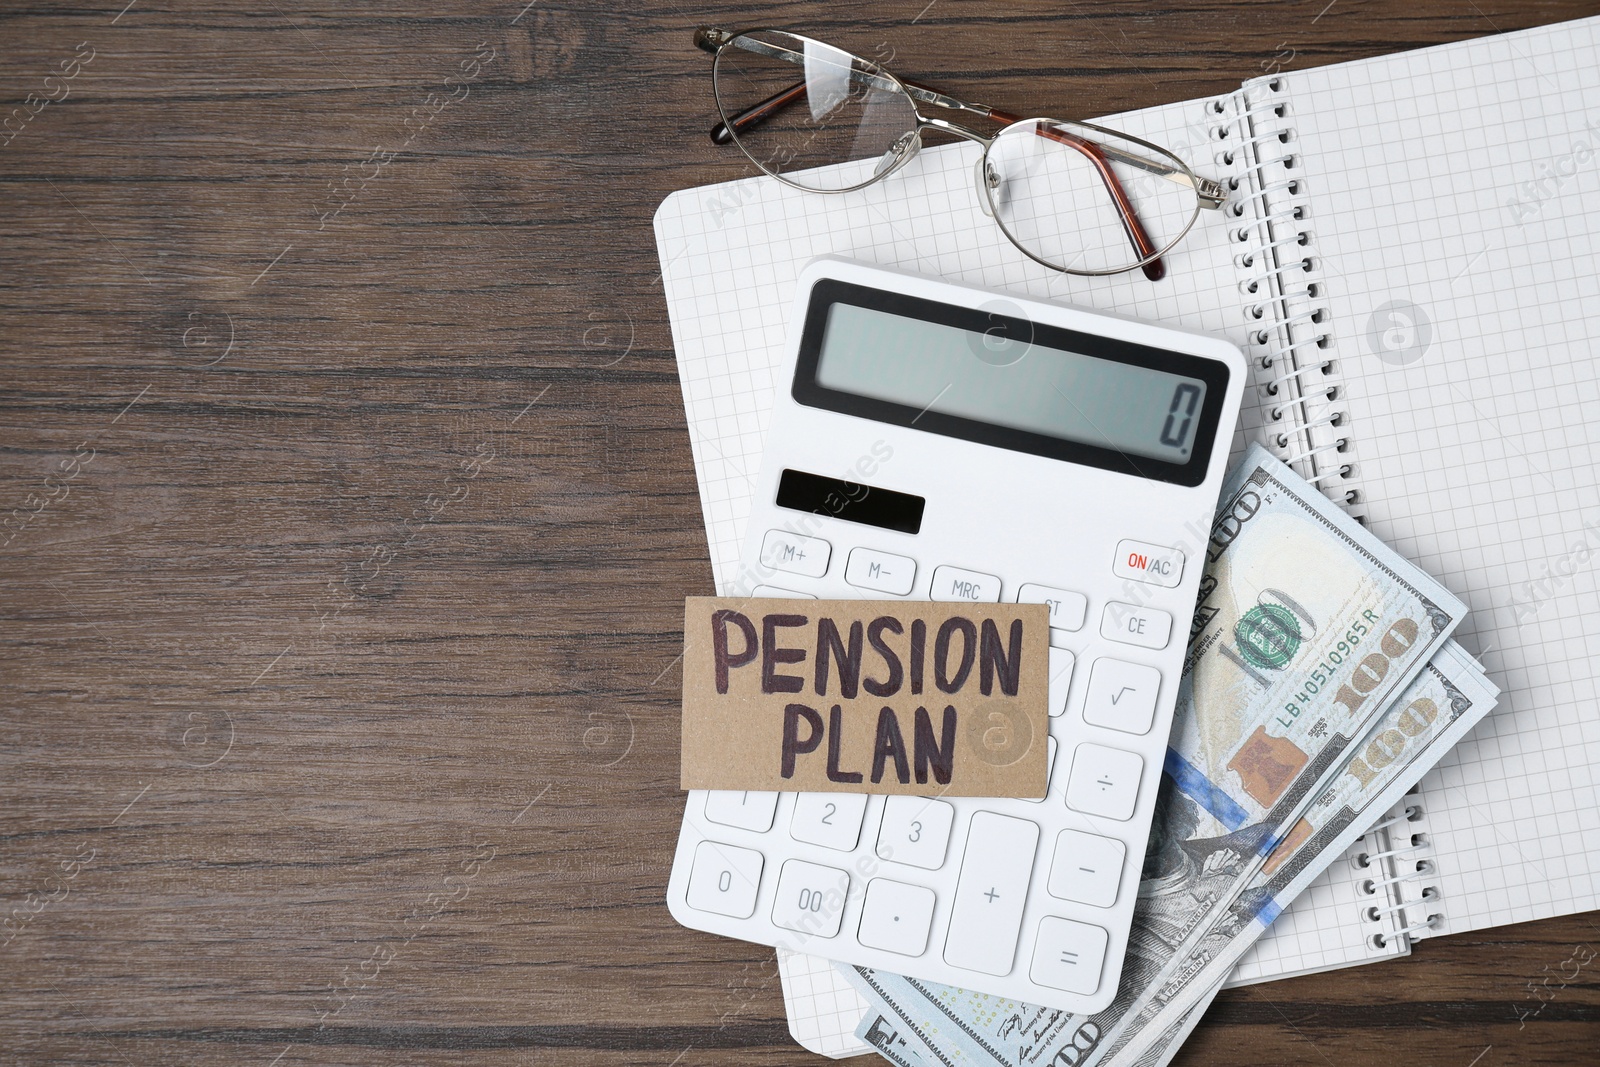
[1267,15,1600,941]
[655,94,1405,1058]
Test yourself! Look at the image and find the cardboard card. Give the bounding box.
[680,597,1050,797]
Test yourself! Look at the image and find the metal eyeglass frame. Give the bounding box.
[696,26,1228,281]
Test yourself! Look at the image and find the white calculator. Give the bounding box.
[667,257,1245,1012]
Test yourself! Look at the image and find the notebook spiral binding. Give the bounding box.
[1211,77,1363,516]
[1351,786,1444,952]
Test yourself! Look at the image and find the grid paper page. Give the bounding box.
[655,92,1394,1054]
[1274,15,1600,937]
[776,949,873,1058]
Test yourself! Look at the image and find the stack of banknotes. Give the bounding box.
[839,444,1499,1067]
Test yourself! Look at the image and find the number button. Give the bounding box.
[1049,647,1076,717]
[1083,658,1161,735]
[703,790,779,833]
[1065,744,1144,821]
[790,792,869,851]
[771,859,850,938]
[1030,917,1109,996]
[1020,736,1058,804]
[875,796,954,870]
[685,841,764,918]
[857,879,937,957]
[760,530,831,578]
[1047,829,1126,908]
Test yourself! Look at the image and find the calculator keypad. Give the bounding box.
[1020,737,1059,804]
[1101,601,1174,650]
[1030,917,1110,996]
[845,547,917,595]
[680,524,1198,1011]
[1016,583,1089,632]
[1112,539,1185,588]
[687,841,764,918]
[944,813,1040,975]
[1066,744,1145,821]
[790,792,869,852]
[876,796,954,869]
[772,859,850,937]
[704,790,779,832]
[1082,658,1162,735]
[930,565,1001,602]
[1048,648,1077,716]
[760,529,830,578]
[859,879,937,956]
[1048,829,1126,908]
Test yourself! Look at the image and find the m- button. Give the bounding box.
[1112,540,1184,588]
[1100,602,1173,650]
[845,547,917,596]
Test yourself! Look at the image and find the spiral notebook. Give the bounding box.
[655,13,1600,1056]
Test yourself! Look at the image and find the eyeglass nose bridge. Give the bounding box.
[907,113,1001,214]
[873,129,922,180]
[974,156,1001,218]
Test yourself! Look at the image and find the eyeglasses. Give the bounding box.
[695,26,1227,281]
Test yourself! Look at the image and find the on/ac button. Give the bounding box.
[1113,539,1184,588]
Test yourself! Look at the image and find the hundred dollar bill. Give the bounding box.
[1169,443,1465,849]
[857,1008,932,1067]
[1106,641,1497,1067]
[844,964,1099,1067]
[840,643,1494,1067]
[837,447,1472,1067]
[1051,445,1469,1063]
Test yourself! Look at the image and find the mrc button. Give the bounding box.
[931,565,1001,603]
[1112,540,1184,588]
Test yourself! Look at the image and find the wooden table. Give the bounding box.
[3,2,1597,1064]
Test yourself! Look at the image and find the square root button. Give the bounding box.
[1113,540,1184,588]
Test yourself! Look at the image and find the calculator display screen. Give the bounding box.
[793,279,1232,485]
[815,303,1206,464]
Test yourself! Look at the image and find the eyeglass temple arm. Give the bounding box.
[1020,119,1166,282]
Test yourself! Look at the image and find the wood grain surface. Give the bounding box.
[2,2,1598,1064]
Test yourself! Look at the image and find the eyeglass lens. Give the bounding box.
[713,30,920,194]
